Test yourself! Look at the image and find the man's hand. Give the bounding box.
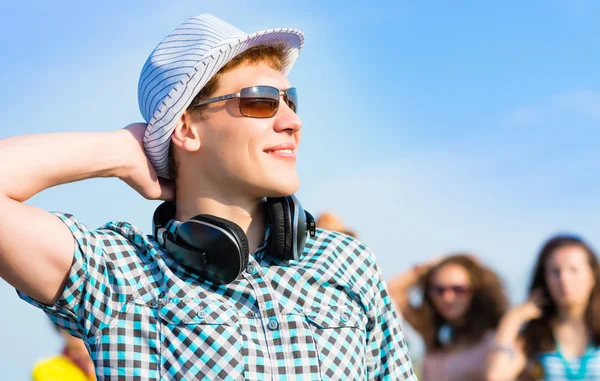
[119,123,174,201]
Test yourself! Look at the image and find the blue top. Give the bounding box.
[538,344,600,380]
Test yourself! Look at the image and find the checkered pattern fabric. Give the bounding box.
[18,213,417,380]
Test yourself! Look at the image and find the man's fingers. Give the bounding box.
[158,180,175,201]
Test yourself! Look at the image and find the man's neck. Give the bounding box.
[175,195,267,255]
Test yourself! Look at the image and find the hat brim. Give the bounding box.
[143,28,304,179]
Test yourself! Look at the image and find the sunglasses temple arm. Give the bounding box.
[191,92,241,107]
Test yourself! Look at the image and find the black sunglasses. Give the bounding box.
[429,285,471,296]
[189,85,298,118]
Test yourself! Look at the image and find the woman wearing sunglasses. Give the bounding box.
[487,235,600,381]
[388,254,508,381]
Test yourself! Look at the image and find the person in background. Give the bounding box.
[32,324,95,381]
[388,254,508,381]
[316,211,357,237]
[487,234,600,381]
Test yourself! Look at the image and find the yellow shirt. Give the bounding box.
[32,355,93,381]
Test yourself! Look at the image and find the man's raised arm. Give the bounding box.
[0,124,172,305]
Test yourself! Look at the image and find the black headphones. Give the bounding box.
[152,195,316,285]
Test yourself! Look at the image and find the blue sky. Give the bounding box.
[1,1,599,378]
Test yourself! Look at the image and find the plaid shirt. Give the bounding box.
[18,213,416,380]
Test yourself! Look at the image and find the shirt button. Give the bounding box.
[247,264,256,274]
[268,318,279,331]
[197,311,206,319]
[340,314,350,323]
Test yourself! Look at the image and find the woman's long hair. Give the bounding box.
[415,254,508,350]
[521,234,600,358]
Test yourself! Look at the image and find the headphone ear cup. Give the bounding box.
[266,197,293,260]
[190,215,249,259]
[178,214,250,283]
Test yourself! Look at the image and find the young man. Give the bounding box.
[0,14,417,380]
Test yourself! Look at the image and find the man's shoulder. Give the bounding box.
[52,212,151,244]
[306,228,373,254]
[98,219,151,242]
[303,228,378,273]
[52,211,157,265]
[299,229,384,313]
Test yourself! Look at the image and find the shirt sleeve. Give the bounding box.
[16,212,113,340]
[364,248,418,380]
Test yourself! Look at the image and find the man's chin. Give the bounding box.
[256,172,299,195]
[260,181,300,198]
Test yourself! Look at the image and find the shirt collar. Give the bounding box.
[254,222,270,258]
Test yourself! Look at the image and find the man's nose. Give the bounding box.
[273,100,302,133]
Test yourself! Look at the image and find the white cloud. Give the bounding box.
[506,105,544,125]
[507,88,600,125]
[551,88,600,119]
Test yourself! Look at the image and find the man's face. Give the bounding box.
[185,62,302,199]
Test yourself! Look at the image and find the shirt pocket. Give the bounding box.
[91,301,162,379]
[305,308,368,381]
[159,299,245,381]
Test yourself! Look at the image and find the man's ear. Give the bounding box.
[171,111,201,152]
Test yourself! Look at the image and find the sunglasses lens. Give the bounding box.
[430,285,470,296]
[452,286,469,295]
[239,86,279,118]
[431,287,445,296]
[284,87,298,113]
[239,97,278,117]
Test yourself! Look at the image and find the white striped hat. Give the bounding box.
[138,14,304,179]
